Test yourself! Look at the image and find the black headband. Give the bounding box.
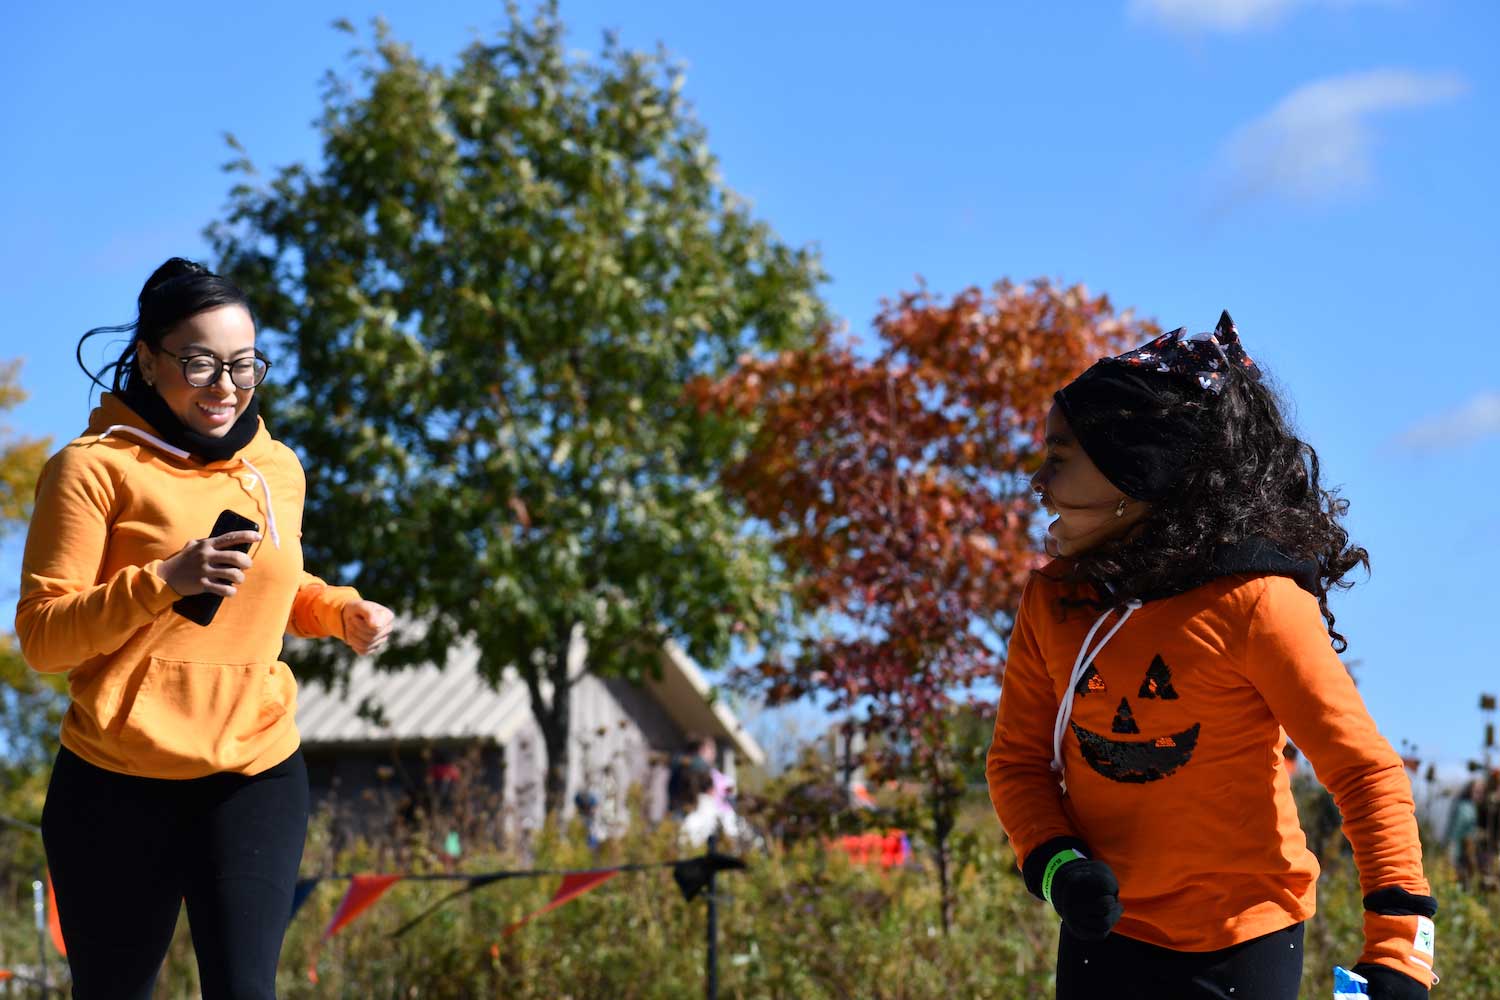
[1053,311,1259,501]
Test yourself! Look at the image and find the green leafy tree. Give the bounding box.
[209,5,826,815]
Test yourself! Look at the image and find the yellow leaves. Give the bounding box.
[0,360,50,532]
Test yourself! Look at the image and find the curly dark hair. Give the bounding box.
[1057,366,1369,652]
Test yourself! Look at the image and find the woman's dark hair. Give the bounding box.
[682,762,716,799]
[76,257,253,393]
[1058,365,1369,652]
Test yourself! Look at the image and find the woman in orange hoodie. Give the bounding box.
[986,315,1435,999]
[17,258,394,999]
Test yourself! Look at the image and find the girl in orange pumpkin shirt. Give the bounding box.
[986,314,1435,999]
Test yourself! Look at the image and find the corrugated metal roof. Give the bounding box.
[294,633,765,765]
[294,638,532,745]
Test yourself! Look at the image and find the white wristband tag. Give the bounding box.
[1413,915,1435,958]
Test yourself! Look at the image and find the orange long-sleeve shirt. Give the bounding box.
[987,564,1433,982]
[16,393,360,778]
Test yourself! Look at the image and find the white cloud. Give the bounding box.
[1396,392,1500,451]
[1130,0,1397,33]
[1216,69,1467,204]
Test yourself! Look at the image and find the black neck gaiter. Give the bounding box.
[118,379,261,463]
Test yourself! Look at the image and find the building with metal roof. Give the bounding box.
[294,632,764,840]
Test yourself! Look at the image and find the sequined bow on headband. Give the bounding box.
[1108,310,1261,394]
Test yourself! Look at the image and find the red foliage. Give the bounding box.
[693,279,1155,761]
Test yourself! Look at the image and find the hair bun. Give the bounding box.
[140,257,212,301]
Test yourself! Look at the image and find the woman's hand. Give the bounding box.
[1048,856,1124,942]
[342,600,394,656]
[159,530,260,597]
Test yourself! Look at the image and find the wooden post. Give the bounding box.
[705,834,719,1000]
[31,876,49,996]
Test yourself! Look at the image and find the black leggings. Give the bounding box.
[41,745,309,1000]
[1057,921,1305,1000]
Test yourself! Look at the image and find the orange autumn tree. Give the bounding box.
[694,279,1154,930]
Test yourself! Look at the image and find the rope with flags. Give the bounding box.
[295,851,747,983]
[5,809,748,993]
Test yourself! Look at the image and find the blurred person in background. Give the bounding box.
[1443,778,1481,887]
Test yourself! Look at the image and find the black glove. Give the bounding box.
[1350,964,1429,1000]
[1049,856,1124,940]
[1022,836,1123,942]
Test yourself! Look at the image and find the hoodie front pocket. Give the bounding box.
[119,657,289,765]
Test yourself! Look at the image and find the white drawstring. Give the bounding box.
[99,424,190,461]
[1051,599,1143,776]
[237,458,281,549]
[98,424,280,549]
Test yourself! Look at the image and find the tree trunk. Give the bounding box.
[928,764,959,936]
[538,706,569,820]
[525,630,575,820]
[934,830,953,936]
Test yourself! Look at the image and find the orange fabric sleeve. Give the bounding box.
[280,444,360,641]
[15,448,179,673]
[1240,577,1434,984]
[987,580,1080,866]
[286,573,359,640]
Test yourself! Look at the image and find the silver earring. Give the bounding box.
[1115,498,1127,518]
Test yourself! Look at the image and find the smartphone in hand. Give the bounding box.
[172,509,260,627]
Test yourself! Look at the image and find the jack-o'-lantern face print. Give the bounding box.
[1070,655,1200,783]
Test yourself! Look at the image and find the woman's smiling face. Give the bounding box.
[135,305,258,438]
[1031,404,1149,556]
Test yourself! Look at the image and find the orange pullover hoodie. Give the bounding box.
[987,547,1436,987]
[16,393,361,779]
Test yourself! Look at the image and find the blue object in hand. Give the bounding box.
[1334,966,1370,998]
[1349,963,1431,1000]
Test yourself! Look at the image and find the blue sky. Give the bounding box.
[2,0,1496,776]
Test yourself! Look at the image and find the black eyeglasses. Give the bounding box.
[157,348,271,389]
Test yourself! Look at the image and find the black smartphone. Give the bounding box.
[172,509,260,627]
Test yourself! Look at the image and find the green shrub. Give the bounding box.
[4,799,1497,998]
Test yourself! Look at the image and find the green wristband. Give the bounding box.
[1042,848,1086,905]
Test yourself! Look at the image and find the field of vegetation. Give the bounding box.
[3,787,1496,999]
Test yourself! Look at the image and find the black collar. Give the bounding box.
[118,380,261,463]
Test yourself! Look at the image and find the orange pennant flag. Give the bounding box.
[322,874,403,941]
[307,874,403,983]
[502,869,620,936]
[45,871,66,957]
